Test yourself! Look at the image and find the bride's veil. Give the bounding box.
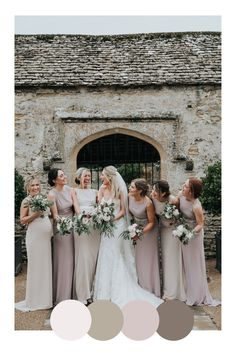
[113,171,131,227]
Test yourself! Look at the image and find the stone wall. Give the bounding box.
[15,84,221,194]
[203,213,221,258]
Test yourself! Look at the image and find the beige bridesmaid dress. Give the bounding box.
[15,202,53,311]
[73,188,101,303]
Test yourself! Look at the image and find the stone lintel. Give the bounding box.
[54,111,179,122]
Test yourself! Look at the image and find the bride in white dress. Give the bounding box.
[93,166,163,308]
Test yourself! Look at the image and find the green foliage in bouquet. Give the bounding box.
[200,161,221,214]
[15,169,26,218]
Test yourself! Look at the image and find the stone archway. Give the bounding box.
[69,128,167,186]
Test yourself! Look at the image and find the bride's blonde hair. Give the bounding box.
[103,166,121,199]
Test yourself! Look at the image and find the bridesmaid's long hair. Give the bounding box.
[188,178,203,199]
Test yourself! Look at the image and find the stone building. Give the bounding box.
[15,32,221,192]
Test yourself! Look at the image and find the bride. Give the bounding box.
[93,166,163,308]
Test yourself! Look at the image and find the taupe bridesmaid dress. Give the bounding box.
[15,202,53,311]
[50,185,74,306]
[152,197,186,301]
[129,196,161,297]
[179,195,220,306]
[73,189,101,303]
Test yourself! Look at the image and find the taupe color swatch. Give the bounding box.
[88,300,123,340]
[157,300,194,340]
[122,300,159,340]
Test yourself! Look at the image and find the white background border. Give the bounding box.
[0,1,234,352]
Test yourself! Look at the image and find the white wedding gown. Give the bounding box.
[93,198,163,308]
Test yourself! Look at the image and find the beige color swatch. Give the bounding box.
[88,300,123,340]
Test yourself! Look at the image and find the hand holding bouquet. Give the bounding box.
[120,223,143,246]
[56,216,73,236]
[172,224,195,245]
[73,211,92,236]
[23,194,53,217]
[92,199,116,237]
[161,203,180,222]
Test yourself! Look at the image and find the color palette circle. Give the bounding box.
[88,300,123,340]
[157,300,194,340]
[122,300,159,340]
[50,300,92,340]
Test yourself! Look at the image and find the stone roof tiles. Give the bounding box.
[15,32,221,87]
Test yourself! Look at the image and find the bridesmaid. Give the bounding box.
[48,168,77,306]
[73,167,101,305]
[15,177,53,311]
[177,177,220,306]
[151,180,186,301]
[129,178,161,297]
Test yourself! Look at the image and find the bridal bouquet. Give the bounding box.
[56,216,73,235]
[73,211,92,236]
[120,223,144,246]
[161,203,180,221]
[92,199,116,237]
[172,224,195,245]
[23,194,53,216]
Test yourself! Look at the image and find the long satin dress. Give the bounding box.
[50,185,74,306]
[152,197,186,301]
[180,195,220,306]
[15,202,53,312]
[129,196,161,297]
[73,189,101,303]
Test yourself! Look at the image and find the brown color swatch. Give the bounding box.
[157,300,194,340]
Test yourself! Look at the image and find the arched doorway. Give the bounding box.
[77,133,160,189]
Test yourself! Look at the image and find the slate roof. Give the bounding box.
[15,32,221,88]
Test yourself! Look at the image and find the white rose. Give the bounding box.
[103,215,111,222]
[82,218,90,225]
[173,209,179,216]
[103,207,110,213]
[177,225,185,233]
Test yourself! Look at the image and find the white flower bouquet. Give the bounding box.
[172,224,195,245]
[56,216,73,236]
[120,223,143,246]
[161,203,180,221]
[73,211,92,236]
[23,194,53,216]
[92,199,116,237]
